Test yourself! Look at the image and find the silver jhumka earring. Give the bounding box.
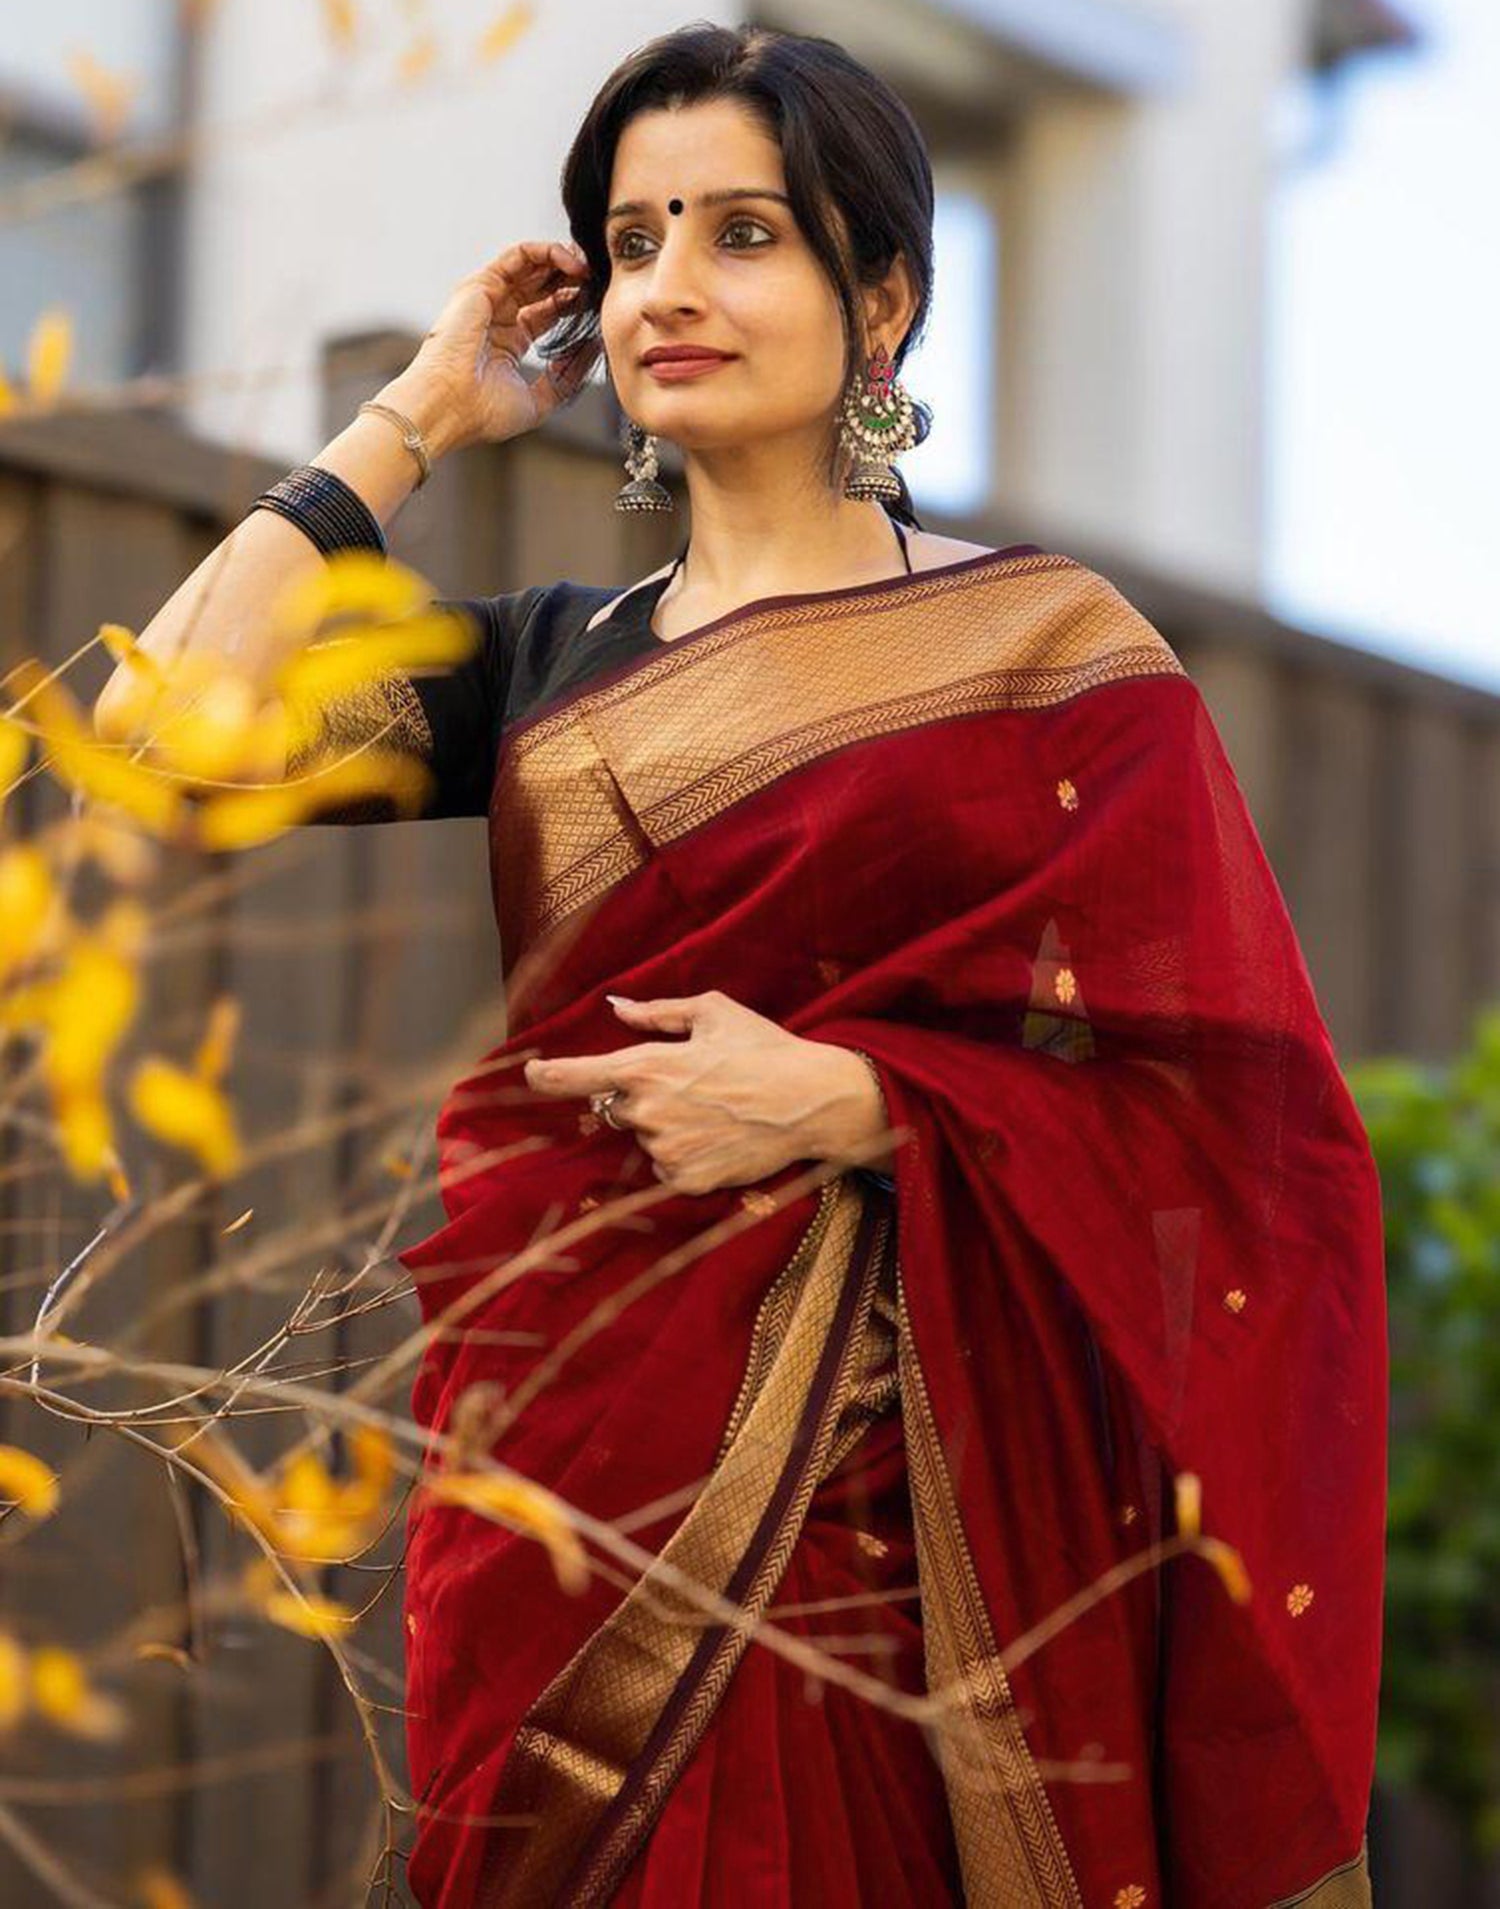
[838,342,920,503]
[613,418,675,513]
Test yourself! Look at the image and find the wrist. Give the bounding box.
[374,373,466,465]
[798,1041,897,1175]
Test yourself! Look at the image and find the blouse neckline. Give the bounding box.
[608,523,1046,653]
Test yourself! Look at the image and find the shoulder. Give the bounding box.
[904,530,1000,571]
[575,561,678,636]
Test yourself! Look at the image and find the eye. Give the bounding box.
[608,215,776,262]
[720,216,774,249]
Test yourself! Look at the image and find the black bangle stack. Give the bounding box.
[247,464,387,558]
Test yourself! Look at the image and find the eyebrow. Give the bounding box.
[604,188,792,225]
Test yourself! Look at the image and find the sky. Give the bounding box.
[1266,0,1500,692]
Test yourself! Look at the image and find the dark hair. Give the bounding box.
[545,21,933,528]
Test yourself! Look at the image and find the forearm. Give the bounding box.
[93,372,460,735]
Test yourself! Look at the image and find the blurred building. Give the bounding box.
[1,0,1419,601]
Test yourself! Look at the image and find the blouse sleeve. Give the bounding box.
[285,587,542,824]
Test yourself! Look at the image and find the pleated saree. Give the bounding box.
[391,546,1387,1907]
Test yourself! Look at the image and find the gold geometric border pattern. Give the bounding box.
[497,555,1186,945]
[473,1177,887,1907]
[1268,1840,1372,1908]
[896,1276,1085,1908]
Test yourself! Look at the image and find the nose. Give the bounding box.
[637,228,709,323]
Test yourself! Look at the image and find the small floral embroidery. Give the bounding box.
[1287,1583,1315,1617]
[854,1531,889,1559]
[1223,1289,1248,1314]
[1119,1503,1140,1528]
[406,1612,417,1635]
[578,1194,600,1212]
[1115,1887,1147,1909]
[816,957,844,987]
[740,1190,777,1218]
[1055,967,1077,1005]
[1056,778,1079,811]
[577,1110,601,1136]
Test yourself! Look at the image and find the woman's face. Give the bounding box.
[598,98,855,457]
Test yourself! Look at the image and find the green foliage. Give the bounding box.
[1347,1006,1500,1848]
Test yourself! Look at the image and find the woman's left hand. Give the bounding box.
[521,990,881,1195]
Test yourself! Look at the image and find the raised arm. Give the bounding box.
[90,240,599,782]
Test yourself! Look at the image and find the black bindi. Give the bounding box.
[668,197,684,215]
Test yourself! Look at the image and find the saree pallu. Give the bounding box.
[396,551,1387,1908]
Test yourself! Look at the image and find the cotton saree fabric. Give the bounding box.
[396,548,1387,1907]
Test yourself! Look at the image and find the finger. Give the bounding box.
[531,337,603,419]
[474,248,588,327]
[607,996,707,1033]
[523,1039,662,1095]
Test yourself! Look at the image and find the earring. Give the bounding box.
[838,343,919,503]
[613,419,675,513]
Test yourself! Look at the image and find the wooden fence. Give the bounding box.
[0,330,1495,1905]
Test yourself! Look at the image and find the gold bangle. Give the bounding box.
[357,400,433,489]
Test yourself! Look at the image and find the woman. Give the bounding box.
[99,24,1387,1908]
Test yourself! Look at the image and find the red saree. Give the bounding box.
[396,548,1387,1907]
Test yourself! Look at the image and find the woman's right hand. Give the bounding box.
[399,240,600,455]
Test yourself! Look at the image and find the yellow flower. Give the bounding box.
[192,994,241,1083]
[0,844,57,980]
[65,51,140,143]
[276,612,475,705]
[338,1424,395,1518]
[270,551,429,641]
[0,712,30,803]
[425,1471,589,1594]
[321,0,359,51]
[29,1645,126,1740]
[135,1863,197,1909]
[399,32,438,81]
[1173,1472,1201,1540]
[25,310,74,409]
[58,1087,116,1182]
[477,3,535,63]
[0,1633,27,1730]
[1199,1537,1253,1605]
[65,812,160,886]
[129,1056,242,1180]
[193,750,431,848]
[262,1589,358,1639]
[0,920,141,1184]
[149,672,264,782]
[45,935,141,1095]
[0,367,17,419]
[12,659,184,835]
[0,1444,60,1519]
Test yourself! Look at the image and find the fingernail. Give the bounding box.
[605,993,632,1006]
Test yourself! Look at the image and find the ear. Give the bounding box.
[860,251,920,359]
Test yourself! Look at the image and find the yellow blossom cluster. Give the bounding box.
[1,553,473,1184]
[0,1444,128,1737]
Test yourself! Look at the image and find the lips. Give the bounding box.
[640,348,735,365]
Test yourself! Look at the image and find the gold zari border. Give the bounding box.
[499,554,1186,944]
[1269,1840,1372,1908]
[896,1279,1084,1908]
[475,1176,890,1906]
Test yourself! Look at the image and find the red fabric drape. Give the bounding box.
[396,598,1386,1906]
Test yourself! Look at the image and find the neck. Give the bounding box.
[669,436,903,598]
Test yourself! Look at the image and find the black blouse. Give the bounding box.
[289,534,1054,1196]
[411,573,681,818]
[382,529,1043,823]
